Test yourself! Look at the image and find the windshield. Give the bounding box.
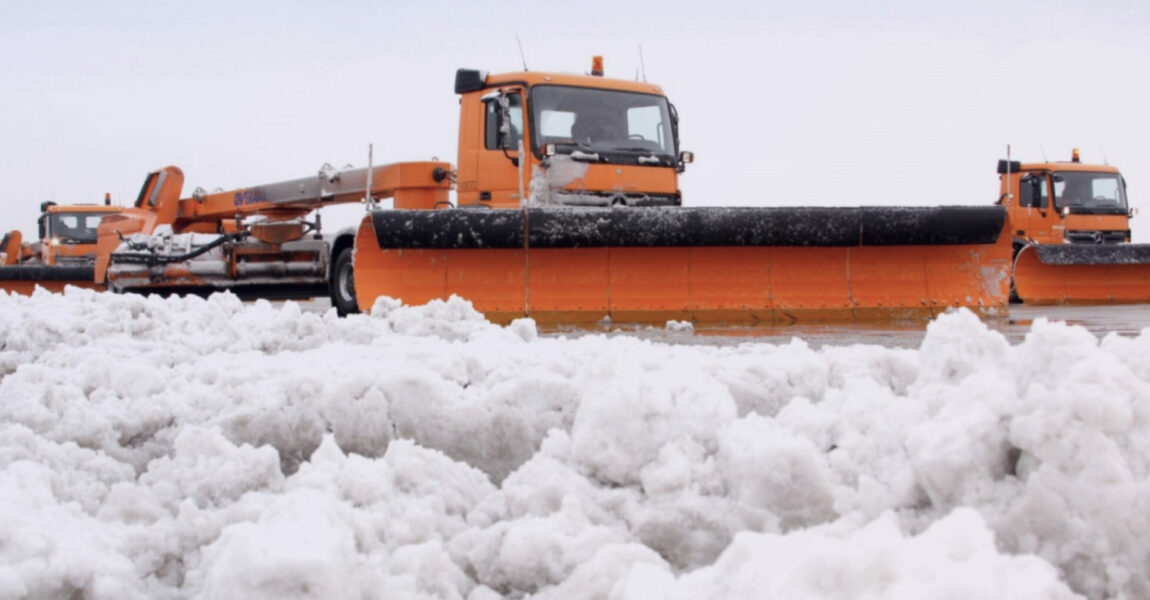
[47,212,109,243]
[1053,171,1128,213]
[530,85,675,157]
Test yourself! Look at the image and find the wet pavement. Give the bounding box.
[543,305,1150,348]
[295,297,1150,349]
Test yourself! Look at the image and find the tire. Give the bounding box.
[330,245,360,316]
[1009,242,1023,304]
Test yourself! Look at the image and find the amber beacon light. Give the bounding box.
[591,55,604,76]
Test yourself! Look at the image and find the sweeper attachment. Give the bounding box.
[95,162,450,300]
[997,152,1150,305]
[352,205,1012,324]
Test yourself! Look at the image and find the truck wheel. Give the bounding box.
[331,246,360,316]
[1009,242,1023,304]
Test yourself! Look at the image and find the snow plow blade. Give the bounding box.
[354,206,1011,324]
[1013,243,1150,304]
[0,265,100,295]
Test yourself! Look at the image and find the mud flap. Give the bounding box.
[1013,243,1150,304]
[354,206,1011,323]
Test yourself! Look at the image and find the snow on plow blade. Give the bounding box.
[354,206,1011,324]
[1013,243,1150,304]
[0,265,100,295]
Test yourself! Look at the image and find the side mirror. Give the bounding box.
[996,159,1021,175]
[454,69,487,94]
[679,150,694,164]
[1017,175,1033,208]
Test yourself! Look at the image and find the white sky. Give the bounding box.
[3,0,1150,235]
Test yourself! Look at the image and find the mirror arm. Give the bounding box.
[502,145,519,168]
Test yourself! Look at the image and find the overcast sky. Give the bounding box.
[3,0,1150,236]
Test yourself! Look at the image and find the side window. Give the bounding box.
[484,100,499,149]
[1021,175,1049,208]
[484,92,523,150]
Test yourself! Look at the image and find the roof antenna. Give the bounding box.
[1039,143,1047,163]
[1100,145,1109,166]
[515,34,528,71]
[638,44,648,82]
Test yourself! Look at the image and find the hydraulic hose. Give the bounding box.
[111,231,251,266]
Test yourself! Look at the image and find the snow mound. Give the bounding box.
[0,288,1145,598]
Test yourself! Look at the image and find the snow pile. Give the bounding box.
[1,288,1147,599]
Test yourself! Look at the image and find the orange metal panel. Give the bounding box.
[686,247,772,323]
[526,248,610,321]
[3,231,22,265]
[768,247,851,322]
[922,245,1009,316]
[444,249,527,315]
[1097,265,1150,302]
[846,246,932,321]
[354,218,447,312]
[571,165,679,198]
[359,248,449,311]
[608,247,691,322]
[1013,248,1086,304]
[1064,214,1130,233]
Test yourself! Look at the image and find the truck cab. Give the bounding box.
[452,59,692,208]
[998,151,1132,248]
[31,202,120,266]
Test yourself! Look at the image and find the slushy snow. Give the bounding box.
[1,288,1147,599]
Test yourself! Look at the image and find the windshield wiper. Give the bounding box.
[569,150,602,162]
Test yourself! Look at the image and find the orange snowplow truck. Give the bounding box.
[0,199,120,294]
[997,150,1150,304]
[94,59,1012,322]
[350,61,1012,323]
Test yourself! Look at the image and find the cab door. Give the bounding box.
[474,88,528,208]
[1017,173,1055,243]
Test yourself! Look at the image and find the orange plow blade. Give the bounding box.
[354,206,1011,324]
[1013,243,1150,304]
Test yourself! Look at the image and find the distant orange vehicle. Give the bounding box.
[0,199,121,294]
[997,150,1150,304]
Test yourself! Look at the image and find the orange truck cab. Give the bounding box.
[998,150,1133,249]
[452,57,692,208]
[0,199,121,294]
[27,201,121,266]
